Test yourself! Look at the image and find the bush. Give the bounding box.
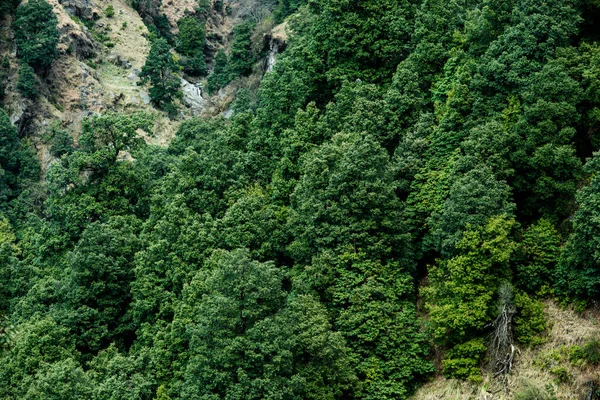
[571,338,600,365]
[43,123,74,158]
[206,49,229,93]
[441,338,486,381]
[515,381,556,400]
[105,5,115,18]
[583,339,600,364]
[15,0,59,71]
[17,63,38,99]
[228,21,256,77]
[514,292,546,346]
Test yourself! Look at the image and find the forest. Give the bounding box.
[1,0,600,398]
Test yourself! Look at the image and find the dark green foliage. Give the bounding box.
[65,216,141,353]
[176,17,207,76]
[140,38,181,110]
[228,21,256,77]
[0,218,19,312]
[178,249,355,399]
[43,123,75,158]
[515,219,560,293]
[0,0,20,17]
[17,63,38,99]
[0,109,39,211]
[557,153,600,300]
[14,0,59,71]
[273,0,307,22]
[207,49,230,93]
[581,339,600,365]
[290,131,432,397]
[436,165,515,257]
[176,17,205,56]
[105,4,115,17]
[5,0,600,395]
[307,0,415,87]
[0,111,21,204]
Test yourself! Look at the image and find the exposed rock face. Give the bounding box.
[181,78,207,114]
[263,22,287,73]
[58,0,98,19]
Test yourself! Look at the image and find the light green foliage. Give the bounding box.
[24,358,92,399]
[0,317,79,398]
[17,63,38,99]
[514,291,546,346]
[140,38,181,111]
[426,216,516,344]
[14,0,59,71]
[79,111,152,159]
[87,345,153,399]
[105,4,115,17]
[441,338,487,381]
[154,385,171,400]
[45,113,151,238]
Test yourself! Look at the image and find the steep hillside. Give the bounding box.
[2,0,600,399]
[413,301,600,400]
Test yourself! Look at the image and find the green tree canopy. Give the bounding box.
[14,0,59,71]
[140,38,182,111]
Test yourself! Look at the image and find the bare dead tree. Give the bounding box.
[487,283,517,392]
[238,0,274,23]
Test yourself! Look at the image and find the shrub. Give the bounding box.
[515,381,556,400]
[43,123,74,157]
[17,63,38,99]
[441,338,486,381]
[582,339,600,364]
[572,338,600,365]
[514,292,546,346]
[206,49,229,94]
[105,4,115,18]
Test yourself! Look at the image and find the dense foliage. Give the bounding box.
[140,38,182,113]
[14,0,59,72]
[2,0,600,398]
[176,16,207,76]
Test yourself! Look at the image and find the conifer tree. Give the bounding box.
[140,38,181,112]
[14,0,59,71]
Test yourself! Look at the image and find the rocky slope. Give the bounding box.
[1,0,288,171]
